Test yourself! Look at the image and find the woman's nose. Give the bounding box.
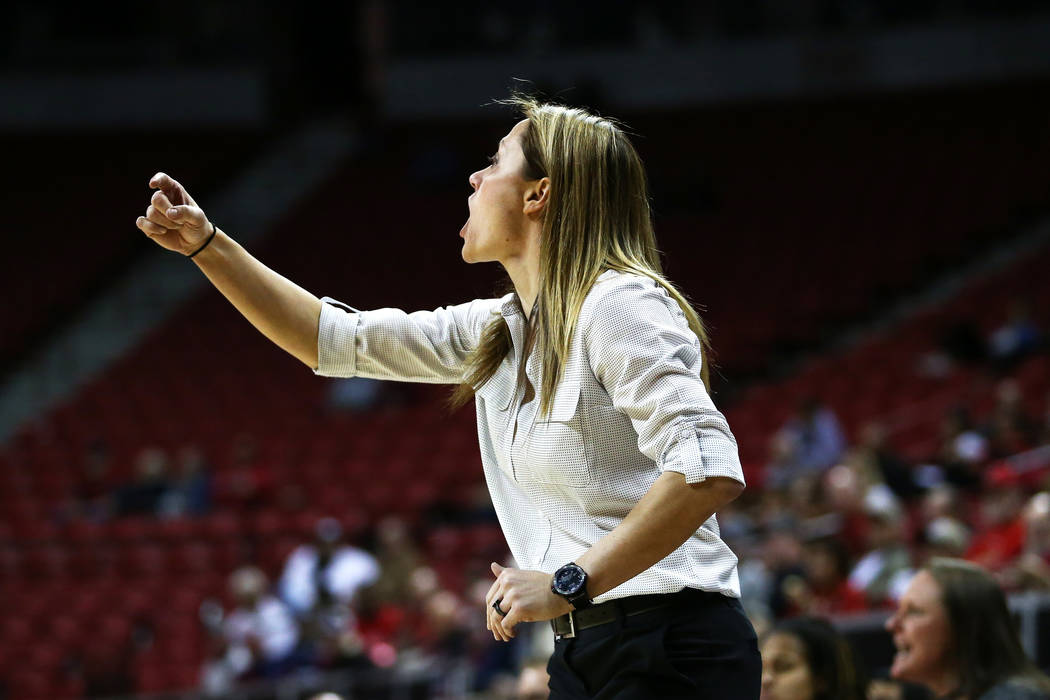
[468,170,481,190]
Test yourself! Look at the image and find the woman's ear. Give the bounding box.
[523,176,550,217]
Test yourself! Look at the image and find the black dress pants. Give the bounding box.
[547,588,761,699]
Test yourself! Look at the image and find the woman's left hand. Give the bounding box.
[485,562,572,641]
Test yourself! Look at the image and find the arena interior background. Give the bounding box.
[1,1,1050,698]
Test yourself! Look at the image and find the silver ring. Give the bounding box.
[493,598,508,617]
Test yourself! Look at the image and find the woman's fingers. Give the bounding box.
[485,577,512,641]
[149,172,174,190]
[151,189,174,212]
[486,605,500,640]
[486,562,524,641]
[485,581,502,633]
[136,216,173,241]
[488,600,513,641]
[136,217,167,237]
[145,205,177,230]
[150,172,199,209]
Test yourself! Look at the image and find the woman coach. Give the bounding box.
[136,96,759,698]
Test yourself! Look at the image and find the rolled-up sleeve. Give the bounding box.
[314,296,505,384]
[582,277,744,486]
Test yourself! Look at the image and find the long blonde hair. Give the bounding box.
[450,96,713,416]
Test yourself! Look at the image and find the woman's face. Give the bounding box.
[761,632,815,700]
[885,570,954,691]
[460,119,537,265]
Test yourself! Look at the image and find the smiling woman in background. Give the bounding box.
[886,558,1050,700]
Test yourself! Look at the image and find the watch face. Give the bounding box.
[554,565,586,595]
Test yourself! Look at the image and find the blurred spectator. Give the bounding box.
[764,430,803,490]
[756,529,806,622]
[734,492,791,626]
[159,445,213,517]
[363,516,423,605]
[408,588,474,688]
[821,465,871,556]
[215,433,276,511]
[68,439,115,521]
[937,406,988,490]
[759,616,867,700]
[988,298,1043,372]
[279,517,379,668]
[885,558,1050,699]
[848,422,921,501]
[984,380,1040,460]
[1001,492,1050,591]
[769,399,847,486]
[907,483,971,568]
[787,537,867,617]
[921,483,965,525]
[848,486,912,607]
[966,464,1027,571]
[206,566,300,687]
[280,517,380,616]
[515,657,550,700]
[922,516,971,561]
[114,447,171,517]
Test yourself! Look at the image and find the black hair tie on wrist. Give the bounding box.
[187,222,217,259]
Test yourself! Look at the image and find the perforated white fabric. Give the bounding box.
[315,271,744,601]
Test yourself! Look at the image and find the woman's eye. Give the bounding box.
[487,154,498,166]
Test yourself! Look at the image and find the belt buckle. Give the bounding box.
[556,611,577,640]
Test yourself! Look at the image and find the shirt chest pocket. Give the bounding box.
[523,381,590,487]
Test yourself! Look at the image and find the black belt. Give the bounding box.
[550,588,721,639]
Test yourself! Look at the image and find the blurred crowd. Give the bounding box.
[35,296,1048,698]
[727,302,1050,635]
[729,381,1050,631]
[196,513,542,698]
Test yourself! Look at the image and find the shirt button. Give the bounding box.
[681,429,691,438]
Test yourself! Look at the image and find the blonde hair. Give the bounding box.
[450,96,713,416]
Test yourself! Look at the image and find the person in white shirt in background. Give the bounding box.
[137,94,757,698]
[222,566,299,680]
[279,516,380,616]
[278,517,379,667]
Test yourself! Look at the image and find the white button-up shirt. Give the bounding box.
[315,270,744,601]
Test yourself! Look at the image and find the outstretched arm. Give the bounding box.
[136,172,323,368]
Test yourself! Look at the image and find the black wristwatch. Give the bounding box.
[551,562,593,610]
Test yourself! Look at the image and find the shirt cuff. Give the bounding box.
[660,425,746,487]
[313,297,361,378]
